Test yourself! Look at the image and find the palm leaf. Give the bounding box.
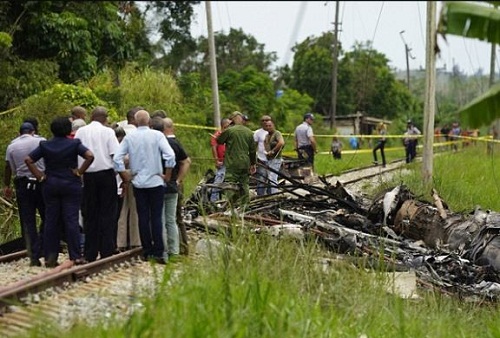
[459,83,500,128]
[438,1,500,44]
[439,1,500,128]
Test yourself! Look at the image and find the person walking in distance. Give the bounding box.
[113,110,176,264]
[210,118,230,202]
[216,111,257,207]
[74,106,120,262]
[294,113,317,169]
[4,122,46,266]
[263,120,285,194]
[254,115,271,196]
[372,122,387,167]
[25,117,94,267]
[330,136,342,160]
[404,120,421,163]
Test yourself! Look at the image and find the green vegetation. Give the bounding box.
[18,143,500,338]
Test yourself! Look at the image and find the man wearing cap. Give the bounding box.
[4,122,47,266]
[217,111,257,206]
[74,106,120,262]
[294,113,318,169]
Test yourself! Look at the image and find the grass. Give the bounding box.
[43,230,500,338]
[26,141,500,337]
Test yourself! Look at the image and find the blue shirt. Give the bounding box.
[113,126,176,189]
[349,136,359,149]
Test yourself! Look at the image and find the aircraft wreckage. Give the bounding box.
[185,167,500,302]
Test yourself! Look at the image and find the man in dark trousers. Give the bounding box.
[114,110,176,264]
[4,122,46,266]
[74,106,120,262]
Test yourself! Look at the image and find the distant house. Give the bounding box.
[323,111,392,135]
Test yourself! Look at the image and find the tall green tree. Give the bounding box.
[179,28,277,77]
[289,33,335,116]
[290,35,416,121]
[2,1,150,83]
[140,1,200,72]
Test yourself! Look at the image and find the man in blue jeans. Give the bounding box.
[114,110,176,264]
[151,117,191,259]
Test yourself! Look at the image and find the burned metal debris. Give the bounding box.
[185,166,500,301]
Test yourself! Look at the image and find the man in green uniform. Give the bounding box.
[216,111,257,207]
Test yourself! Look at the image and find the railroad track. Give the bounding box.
[0,248,153,336]
[0,160,415,335]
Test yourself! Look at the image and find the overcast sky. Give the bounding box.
[190,1,494,75]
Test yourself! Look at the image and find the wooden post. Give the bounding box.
[330,1,340,130]
[422,1,436,186]
[206,1,221,129]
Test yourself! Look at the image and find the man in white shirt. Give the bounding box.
[294,113,317,169]
[254,115,271,196]
[74,106,120,262]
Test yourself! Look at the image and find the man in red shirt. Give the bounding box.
[210,118,230,202]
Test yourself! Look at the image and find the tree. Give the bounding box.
[2,1,148,82]
[140,1,200,72]
[290,35,416,121]
[289,33,335,116]
[179,28,277,77]
[218,66,276,118]
[438,1,500,128]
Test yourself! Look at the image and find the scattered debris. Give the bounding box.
[185,166,500,302]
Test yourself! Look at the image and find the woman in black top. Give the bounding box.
[25,117,94,267]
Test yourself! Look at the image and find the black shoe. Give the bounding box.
[150,256,167,265]
[45,260,59,268]
[30,258,41,267]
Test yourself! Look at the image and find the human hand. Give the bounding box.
[249,164,257,175]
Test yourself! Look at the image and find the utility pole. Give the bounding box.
[422,1,436,186]
[206,1,221,129]
[399,30,415,91]
[489,42,499,155]
[330,0,340,130]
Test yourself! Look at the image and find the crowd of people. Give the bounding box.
[4,107,190,267]
[5,106,473,268]
[209,111,312,207]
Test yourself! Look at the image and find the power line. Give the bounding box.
[281,1,308,67]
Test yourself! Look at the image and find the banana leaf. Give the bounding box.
[438,1,500,44]
[459,82,500,128]
[439,1,500,128]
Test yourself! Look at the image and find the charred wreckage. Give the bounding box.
[186,164,500,302]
